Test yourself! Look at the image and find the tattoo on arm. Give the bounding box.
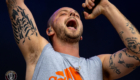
[119,31,124,39]
[11,6,38,44]
[118,53,134,68]
[114,53,116,58]
[122,49,140,62]
[126,22,136,34]
[125,37,140,54]
[126,22,129,27]
[122,49,140,69]
[109,55,121,74]
[7,0,17,9]
[7,1,38,44]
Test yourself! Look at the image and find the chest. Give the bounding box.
[33,58,102,80]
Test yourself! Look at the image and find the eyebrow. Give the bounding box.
[58,10,79,15]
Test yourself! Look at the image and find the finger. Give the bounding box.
[91,0,95,2]
[89,11,101,19]
[88,14,95,19]
[88,0,95,7]
[83,11,90,19]
[82,3,86,8]
[86,0,92,9]
[84,11,95,19]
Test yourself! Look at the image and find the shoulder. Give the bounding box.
[97,54,111,63]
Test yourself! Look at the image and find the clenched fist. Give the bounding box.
[82,0,109,19]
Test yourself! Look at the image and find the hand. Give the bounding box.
[82,0,109,19]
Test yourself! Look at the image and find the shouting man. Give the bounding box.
[6,0,140,80]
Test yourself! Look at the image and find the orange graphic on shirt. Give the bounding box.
[49,66,82,80]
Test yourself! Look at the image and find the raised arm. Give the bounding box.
[6,1,49,79]
[100,2,140,79]
[82,0,140,79]
[6,0,48,63]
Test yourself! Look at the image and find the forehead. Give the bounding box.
[54,7,79,15]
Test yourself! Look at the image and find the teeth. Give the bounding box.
[67,26,76,30]
[66,20,77,29]
[68,25,76,28]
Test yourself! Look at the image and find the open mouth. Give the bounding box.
[66,19,77,29]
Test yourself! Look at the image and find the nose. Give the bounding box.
[70,11,75,17]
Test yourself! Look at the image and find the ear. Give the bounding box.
[46,26,55,36]
[80,36,83,40]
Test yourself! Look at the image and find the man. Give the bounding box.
[6,0,140,80]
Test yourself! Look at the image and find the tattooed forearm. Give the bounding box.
[125,37,140,54]
[119,31,124,39]
[126,22,136,34]
[11,6,37,44]
[109,55,121,74]
[118,53,134,68]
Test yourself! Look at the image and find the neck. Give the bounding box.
[52,37,80,58]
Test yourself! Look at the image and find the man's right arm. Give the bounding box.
[6,0,49,64]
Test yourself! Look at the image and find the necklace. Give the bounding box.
[59,53,81,72]
[75,58,81,72]
[75,66,81,72]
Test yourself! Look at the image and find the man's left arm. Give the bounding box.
[100,1,140,80]
[82,0,140,79]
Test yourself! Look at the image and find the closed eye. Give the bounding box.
[76,15,79,18]
[60,13,67,16]
[76,15,80,18]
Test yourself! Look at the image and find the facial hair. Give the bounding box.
[54,23,83,43]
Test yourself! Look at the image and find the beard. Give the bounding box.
[54,26,83,43]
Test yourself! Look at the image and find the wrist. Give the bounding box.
[101,1,114,16]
